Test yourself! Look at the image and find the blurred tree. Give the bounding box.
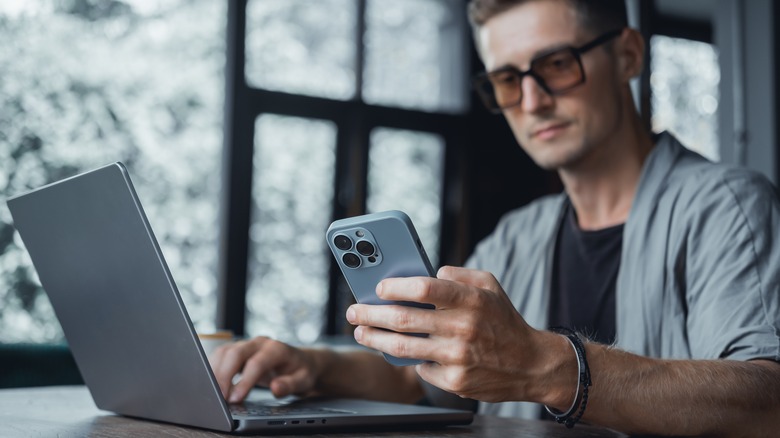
[0,0,225,343]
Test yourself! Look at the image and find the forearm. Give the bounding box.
[304,348,424,404]
[544,339,780,436]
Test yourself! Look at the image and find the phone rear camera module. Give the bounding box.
[334,234,352,251]
[342,252,361,268]
[356,240,375,257]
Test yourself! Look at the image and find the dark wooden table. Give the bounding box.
[0,386,628,437]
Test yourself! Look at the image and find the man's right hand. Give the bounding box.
[209,336,322,403]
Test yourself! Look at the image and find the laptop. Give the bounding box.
[6,162,473,434]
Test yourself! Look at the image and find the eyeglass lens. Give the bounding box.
[485,48,583,109]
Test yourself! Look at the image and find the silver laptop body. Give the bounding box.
[6,163,473,433]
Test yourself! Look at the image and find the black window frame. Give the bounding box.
[216,0,472,337]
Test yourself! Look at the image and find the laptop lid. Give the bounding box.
[7,163,235,431]
[6,163,473,433]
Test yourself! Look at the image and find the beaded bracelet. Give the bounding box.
[544,327,592,428]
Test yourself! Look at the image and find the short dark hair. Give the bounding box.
[468,0,628,36]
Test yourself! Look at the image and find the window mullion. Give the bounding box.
[355,0,367,102]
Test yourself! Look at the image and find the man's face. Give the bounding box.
[476,0,624,171]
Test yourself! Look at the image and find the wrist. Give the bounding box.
[304,348,339,394]
[544,328,593,428]
[534,330,580,410]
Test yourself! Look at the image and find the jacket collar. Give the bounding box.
[626,131,686,226]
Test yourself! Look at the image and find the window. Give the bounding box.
[650,36,720,161]
[363,0,467,112]
[246,114,337,343]
[1,0,468,344]
[0,0,225,342]
[234,0,467,340]
[245,0,357,99]
[366,128,445,267]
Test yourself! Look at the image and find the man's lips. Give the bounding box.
[531,122,571,140]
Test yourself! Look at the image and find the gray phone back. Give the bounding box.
[326,211,435,366]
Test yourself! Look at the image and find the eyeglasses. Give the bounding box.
[473,29,623,113]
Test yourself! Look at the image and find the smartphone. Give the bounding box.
[326,210,435,366]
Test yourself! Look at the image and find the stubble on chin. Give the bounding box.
[521,137,592,171]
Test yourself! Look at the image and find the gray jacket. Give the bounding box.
[427,132,780,418]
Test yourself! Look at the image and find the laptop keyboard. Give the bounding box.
[230,401,349,417]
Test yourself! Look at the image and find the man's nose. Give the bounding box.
[520,75,553,114]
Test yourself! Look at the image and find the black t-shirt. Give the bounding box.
[548,201,623,345]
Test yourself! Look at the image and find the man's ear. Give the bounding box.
[614,28,645,82]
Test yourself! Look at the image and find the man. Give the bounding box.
[211,0,780,435]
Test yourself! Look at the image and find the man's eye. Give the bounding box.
[540,54,574,71]
[491,72,517,85]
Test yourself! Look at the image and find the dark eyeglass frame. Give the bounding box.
[473,28,624,113]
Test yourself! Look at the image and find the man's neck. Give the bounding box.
[559,119,655,231]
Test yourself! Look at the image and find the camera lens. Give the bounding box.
[334,234,352,250]
[342,252,361,268]
[356,240,375,256]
